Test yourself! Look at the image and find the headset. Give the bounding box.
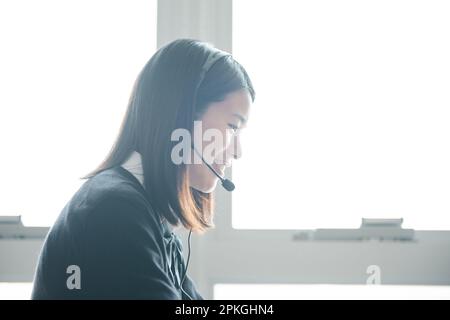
[178,45,235,300]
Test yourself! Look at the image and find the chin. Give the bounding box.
[191,178,219,193]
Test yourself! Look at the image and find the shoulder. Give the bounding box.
[62,167,163,238]
[77,167,148,210]
[86,167,161,224]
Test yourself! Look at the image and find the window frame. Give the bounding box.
[1,0,449,300]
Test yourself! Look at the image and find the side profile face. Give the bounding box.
[187,88,252,193]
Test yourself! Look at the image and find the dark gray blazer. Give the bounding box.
[31,166,203,300]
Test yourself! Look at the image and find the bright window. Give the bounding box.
[215,284,450,300]
[232,0,450,230]
[0,283,33,300]
[0,0,157,226]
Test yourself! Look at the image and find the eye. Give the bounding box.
[228,123,239,132]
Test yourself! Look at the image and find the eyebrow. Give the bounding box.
[232,113,247,124]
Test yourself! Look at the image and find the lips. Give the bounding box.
[219,161,231,168]
[213,164,226,176]
[212,161,231,177]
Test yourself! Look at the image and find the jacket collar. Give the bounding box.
[120,151,185,292]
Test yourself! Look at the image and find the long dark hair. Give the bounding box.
[83,39,255,233]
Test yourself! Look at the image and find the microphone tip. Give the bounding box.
[222,179,235,192]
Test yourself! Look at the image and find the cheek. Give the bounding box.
[214,129,234,160]
[216,132,237,161]
[201,127,233,163]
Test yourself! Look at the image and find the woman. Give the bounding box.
[31,39,255,299]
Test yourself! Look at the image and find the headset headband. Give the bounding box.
[196,48,232,90]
